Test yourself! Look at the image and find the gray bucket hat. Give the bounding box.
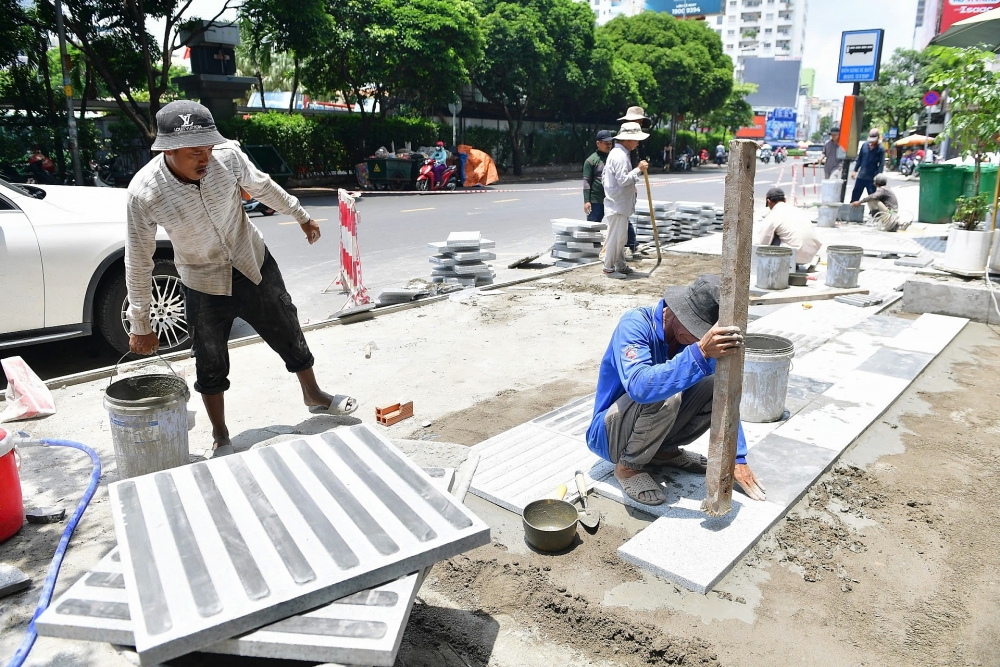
[663,274,721,339]
[151,100,228,151]
[618,106,649,123]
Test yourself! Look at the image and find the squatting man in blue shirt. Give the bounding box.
[586,275,766,505]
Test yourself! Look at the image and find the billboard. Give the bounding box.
[743,58,802,108]
[735,115,766,139]
[644,0,725,16]
[836,29,885,83]
[765,108,797,144]
[940,0,1000,32]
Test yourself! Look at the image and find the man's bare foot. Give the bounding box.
[210,429,234,458]
[614,462,665,504]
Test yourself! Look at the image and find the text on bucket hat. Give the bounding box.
[151,100,228,152]
[662,274,721,340]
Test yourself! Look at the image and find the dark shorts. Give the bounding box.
[183,248,314,395]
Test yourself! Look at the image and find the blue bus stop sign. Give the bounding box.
[923,91,940,107]
[837,29,885,83]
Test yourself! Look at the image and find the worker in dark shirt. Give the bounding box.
[852,173,901,231]
[850,128,885,204]
[583,130,614,223]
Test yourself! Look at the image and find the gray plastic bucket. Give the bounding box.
[104,355,190,479]
[740,334,794,423]
[755,246,793,290]
[821,179,843,204]
[826,245,863,288]
[817,204,839,228]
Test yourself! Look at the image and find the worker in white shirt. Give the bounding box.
[753,188,823,269]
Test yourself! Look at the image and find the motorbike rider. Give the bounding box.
[27,146,57,184]
[430,141,450,185]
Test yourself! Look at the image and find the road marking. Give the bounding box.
[400,207,436,213]
[278,221,300,225]
[493,198,519,203]
[560,192,578,196]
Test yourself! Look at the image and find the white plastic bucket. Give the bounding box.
[104,355,190,479]
[740,334,794,423]
[755,246,793,290]
[826,245,863,288]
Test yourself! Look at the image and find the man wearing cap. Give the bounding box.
[755,187,822,266]
[822,126,843,180]
[852,173,900,231]
[583,130,614,224]
[850,129,885,204]
[125,100,356,457]
[586,275,766,505]
[602,122,649,278]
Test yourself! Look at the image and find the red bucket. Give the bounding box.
[0,428,25,542]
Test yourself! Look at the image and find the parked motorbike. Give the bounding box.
[899,155,916,177]
[416,158,458,191]
[672,154,691,172]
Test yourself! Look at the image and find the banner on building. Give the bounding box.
[644,0,725,16]
[940,0,1000,32]
[765,108,797,144]
[735,115,766,140]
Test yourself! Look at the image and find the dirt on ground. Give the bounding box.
[557,252,722,300]
[396,324,1000,667]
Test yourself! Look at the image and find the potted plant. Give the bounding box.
[928,47,1000,274]
[943,193,994,273]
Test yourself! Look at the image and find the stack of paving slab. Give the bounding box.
[551,218,605,266]
[36,424,489,667]
[429,231,496,287]
[631,200,674,244]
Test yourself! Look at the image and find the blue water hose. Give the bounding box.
[5,437,102,667]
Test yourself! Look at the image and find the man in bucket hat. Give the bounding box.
[125,100,356,458]
[601,121,649,278]
[586,275,767,506]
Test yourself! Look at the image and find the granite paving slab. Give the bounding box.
[109,424,490,665]
[615,313,965,593]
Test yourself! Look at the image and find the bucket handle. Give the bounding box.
[109,351,180,388]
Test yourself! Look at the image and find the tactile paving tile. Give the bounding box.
[108,425,489,665]
[37,550,420,666]
[468,394,614,513]
[37,466,456,665]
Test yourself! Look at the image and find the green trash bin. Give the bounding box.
[960,163,998,198]
[918,164,966,224]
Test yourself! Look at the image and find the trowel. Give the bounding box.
[574,470,600,530]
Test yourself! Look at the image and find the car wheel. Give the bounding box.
[97,259,190,355]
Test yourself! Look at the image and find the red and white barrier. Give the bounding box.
[332,189,370,309]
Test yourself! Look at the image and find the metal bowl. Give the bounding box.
[522,499,579,552]
[788,271,808,286]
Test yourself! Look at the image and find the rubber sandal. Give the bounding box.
[309,394,359,416]
[615,471,666,506]
[650,450,707,473]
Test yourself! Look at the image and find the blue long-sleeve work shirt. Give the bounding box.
[853,142,885,180]
[586,300,747,464]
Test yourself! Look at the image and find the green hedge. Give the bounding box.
[219,112,442,174]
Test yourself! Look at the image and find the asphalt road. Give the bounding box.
[4,162,786,383]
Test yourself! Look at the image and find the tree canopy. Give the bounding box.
[860,48,941,137]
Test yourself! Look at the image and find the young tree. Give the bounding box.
[928,47,1000,222]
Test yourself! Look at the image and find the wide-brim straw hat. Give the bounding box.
[615,121,649,141]
[617,106,649,122]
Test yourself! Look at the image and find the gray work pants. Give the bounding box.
[603,212,629,274]
[604,376,715,470]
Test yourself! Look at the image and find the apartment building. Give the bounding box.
[718,0,807,77]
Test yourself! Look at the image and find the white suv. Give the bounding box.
[0,179,187,355]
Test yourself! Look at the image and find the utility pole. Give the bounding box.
[54,0,84,186]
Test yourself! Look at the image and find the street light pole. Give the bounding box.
[54,0,84,186]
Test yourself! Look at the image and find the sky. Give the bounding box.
[159,0,923,101]
[801,0,920,99]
